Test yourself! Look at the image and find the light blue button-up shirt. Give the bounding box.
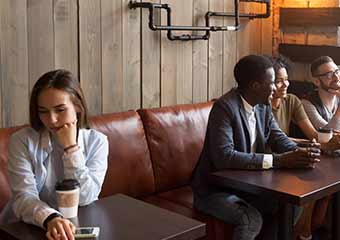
[0,127,108,228]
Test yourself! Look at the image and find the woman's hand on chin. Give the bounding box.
[55,119,78,148]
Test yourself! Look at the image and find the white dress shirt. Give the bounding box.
[241,96,273,169]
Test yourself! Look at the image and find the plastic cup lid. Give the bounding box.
[55,179,80,191]
[318,128,333,133]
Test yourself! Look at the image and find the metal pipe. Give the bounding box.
[129,0,270,41]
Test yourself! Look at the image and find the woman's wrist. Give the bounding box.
[64,144,78,153]
[43,212,62,229]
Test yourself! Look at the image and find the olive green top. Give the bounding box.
[272,94,308,135]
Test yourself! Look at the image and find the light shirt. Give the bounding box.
[0,127,108,228]
[242,98,257,152]
[302,98,340,131]
[241,96,273,169]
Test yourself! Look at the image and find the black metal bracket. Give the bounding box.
[129,0,270,41]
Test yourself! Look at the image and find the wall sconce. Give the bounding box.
[129,0,271,41]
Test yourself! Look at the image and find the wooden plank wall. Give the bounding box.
[273,0,339,82]
[0,0,271,128]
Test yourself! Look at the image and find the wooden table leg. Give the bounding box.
[333,192,340,240]
[278,203,294,240]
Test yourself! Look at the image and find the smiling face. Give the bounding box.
[315,61,340,92]
[273,67,289,99]
[37,88,78,133]
[252,67,276,105]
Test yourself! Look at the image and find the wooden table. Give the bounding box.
[0,194,205,240]
[210,156,340,240]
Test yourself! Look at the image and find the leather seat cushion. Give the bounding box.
[157,186,194,209]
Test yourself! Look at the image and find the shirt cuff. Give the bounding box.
[35,208,60,229]
[63,148,85,169]
[63,148,86,179]
[262,154,273,169]
[43,212,63,229]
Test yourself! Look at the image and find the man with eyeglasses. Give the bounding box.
[302,56,340,131]
[301,56,340,239]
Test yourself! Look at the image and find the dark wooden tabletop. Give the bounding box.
[0,194,205,240]
[210,156,340,205]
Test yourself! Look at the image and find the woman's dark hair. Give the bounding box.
[29,69,89,131]
[311,56,334,77]
[234,55,273,90]
[269,55,290,74]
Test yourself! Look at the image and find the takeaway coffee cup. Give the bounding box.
[55,179,80,218]
[317,128,333,143]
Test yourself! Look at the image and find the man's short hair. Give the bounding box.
[234,55,273,90]
[311,56,334,77]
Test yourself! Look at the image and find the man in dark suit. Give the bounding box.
[191,55,321,240]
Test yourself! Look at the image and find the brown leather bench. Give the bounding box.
[0,101,233,240]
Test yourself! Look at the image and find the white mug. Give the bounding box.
[318,128,333,143]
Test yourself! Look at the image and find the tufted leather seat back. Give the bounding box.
[90,111,155,198]
[138,102,213,192]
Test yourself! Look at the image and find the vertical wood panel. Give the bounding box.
[101,0,124,113]
[249,3,262,54]
[237,3,251,59]
[272,0,280,55]
[1,0,29,127]
[261,2,273,55]
[208,0,223,100]
[237,2,264,58]
[192,0,208,103]
[223,0,237,93]
[142,0,160,108]
[79,0,102,115]
[28,0,54,89]
[122,0,141,110]
[161,0,193,106]
[54,0,78,77]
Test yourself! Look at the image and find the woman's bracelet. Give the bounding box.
[43,212,63,229]
[64,144,78,152]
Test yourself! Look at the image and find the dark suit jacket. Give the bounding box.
[191,88,297,197]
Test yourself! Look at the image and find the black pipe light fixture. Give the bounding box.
[129,0,271,41]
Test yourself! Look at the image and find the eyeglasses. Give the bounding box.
[314,69,340,80]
